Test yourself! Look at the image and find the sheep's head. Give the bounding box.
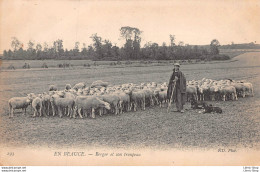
[26,98,32,104]
[103,102,111,110]
[210,86,219,93]
[89,90,94,95]
[153,90,159,96]
[48,91,55,96]
[65,84,72,90]
[27,93,36,101]
[198,87,204,94]
[124,89,131,95]
[84,87,90,91]
[57,91,65,98]
[50,96,55,102]
[37,94,44,99]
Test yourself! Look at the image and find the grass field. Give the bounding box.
[219,48,260,58]
[0,59,202,70]
[0,52,259,150]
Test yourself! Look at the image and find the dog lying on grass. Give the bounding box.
[190,97,204,109]
[202,103,223,113]
[190,97,223,113]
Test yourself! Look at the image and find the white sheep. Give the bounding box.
[49,85,58,91]
[50,95,75,118]
[8,94,34,118]
[74,96,110,119]
[73,82,86,91]
[32,96,43,117]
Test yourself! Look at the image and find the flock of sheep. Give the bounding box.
[8,78,254,118]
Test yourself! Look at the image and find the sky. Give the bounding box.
[0,0,260,53]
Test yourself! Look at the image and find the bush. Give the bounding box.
[58,63,71,68]
[211,54,230,60]
[22,63,30,69]
[125,61,132,65]
[83,63,91,67]
[110,62,117,66]
[8,64,15,70]
[42,63,48,68]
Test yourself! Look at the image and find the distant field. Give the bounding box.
[1,49,259,70]
[0,52,259,150]
[219,48,260,58]
[0,59,185,70]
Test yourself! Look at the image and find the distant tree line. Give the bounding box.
[3,26,224,60]
[220,42,260,49]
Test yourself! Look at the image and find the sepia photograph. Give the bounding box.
[0,0,259,166]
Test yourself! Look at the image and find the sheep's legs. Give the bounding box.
[58,107,62,118]
[66,107,70,117]
[33,109,37,117]
[103,108,107,115]
[134,102,137,111]
[9,106,11,117]
[78,108,83,119]
[143,98,145,110]
[9,107,14,118]
[150,96,154,106]
[52,104,55,116]
[115,106,118,115]
[22,108,26,115]
[47,103,50,116]
[73,108,79,118]
[39,107,42,117]
[69,108,73,118]
[99,108,103,117]
[251,87,254,96]
[154,96,158,105]
[91,108,95,118]
[128,102,131,111]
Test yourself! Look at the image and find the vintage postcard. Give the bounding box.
[0,0,260,166]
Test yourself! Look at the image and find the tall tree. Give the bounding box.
[43,42,48,52]
[90,33,103,59]
[210,39,220,55]
[169,34,175,47]
[35,43,42,58]
[11,37,21,51]
[81,43,88,57]
[53,39,64,57]
[120,26,142,59]
[103,39,113,57]
[27,40,35,51]
[27,40,36,59]
[3,50,8,58]
[73,41,80,56]
[36,43,42,52]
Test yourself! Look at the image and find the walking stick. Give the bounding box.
[167,81,176,113]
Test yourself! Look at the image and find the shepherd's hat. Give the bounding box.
[174,63,180,66]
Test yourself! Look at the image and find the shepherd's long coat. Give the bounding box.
[167,69,187,105]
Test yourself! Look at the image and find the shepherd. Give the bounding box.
[167,63,187,113]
